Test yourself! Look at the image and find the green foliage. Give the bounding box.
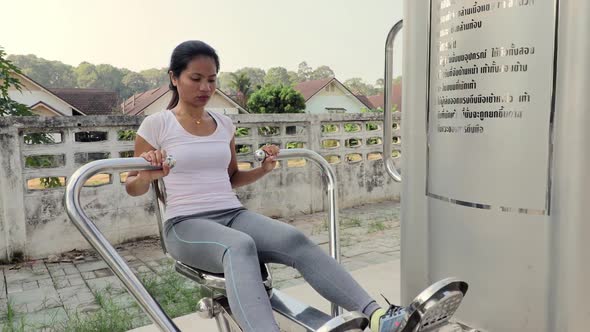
[217,72,235,94]
[258,126,280,136]
[367,220,390,233]
[343,77,380,96]
[235,67,265,90]
[140,263,203,319]
[121,72,149,98]
[117,129,137,141]
[297,61,313,82]
[310,65,335,80]
[8,54,77,88]
[264,67,292,86]
[0,47,34,116]
[343,123,361,132]
[366,122,380,131]
[321,124,338,133]
[8,53,170,100]
[237,145,251,154]
[296,62,335,82]
[235,127,250,137]
[247,85,305,114]
[229,72,252,107]
[1,300,27,331]
[139,68,169,88]
[286,142,304,149]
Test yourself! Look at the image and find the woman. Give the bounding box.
[125,40,408,332]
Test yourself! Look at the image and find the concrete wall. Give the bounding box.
[0,113,401,262]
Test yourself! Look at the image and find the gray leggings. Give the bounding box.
[164,207,380,332]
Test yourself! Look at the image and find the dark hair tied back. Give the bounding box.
[167,40,220,109]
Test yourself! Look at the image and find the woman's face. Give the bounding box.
[171,56,217,109]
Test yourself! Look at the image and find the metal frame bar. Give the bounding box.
[255,148,342,317]
[384,20,403,183]
[64,157,180,332]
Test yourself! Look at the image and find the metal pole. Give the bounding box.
[384,20,403,182]
[64,158,180,332]
[255,148,342,316]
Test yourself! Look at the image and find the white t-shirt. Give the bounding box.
[137,110,242,221]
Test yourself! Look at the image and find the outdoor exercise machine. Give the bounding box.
[65,148,467,331]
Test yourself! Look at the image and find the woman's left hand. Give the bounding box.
[260,145,280,173]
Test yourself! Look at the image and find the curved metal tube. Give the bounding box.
[64,157,180,332]
[255,148,342,317]
[384,19,403,182]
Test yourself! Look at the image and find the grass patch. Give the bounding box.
[1,301,27,332]
[57,293,135,332]
[367,220,390,233]
[311,218,329,235]
[140,262,204,319]
[341,217,362,229]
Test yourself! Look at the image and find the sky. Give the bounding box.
[2,0,403,85]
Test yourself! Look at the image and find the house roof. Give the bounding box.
[14,73,86,115]
[29,101,67,116]
[363,84,402,111]
[294,78,333,101]
[50,88,118,115]
[121,85,248,115]
[294,78,373,109]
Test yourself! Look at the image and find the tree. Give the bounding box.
[343,77,379,96]
[287,71,299,85]
[140,68,169,88]
[375,78,384,92]
[8,54,77,88]
[310,65,335,80]
[1,48,34,116]
[297,61,313,82]
[1,48,61,187]
[229,72,252,107]
[264,67,291,86]
[75,62,99,88]
[247,85,305,114]
[235,67,265,90]
[96,64,125,94]
[217,72,235,95]
[121,72,149,99]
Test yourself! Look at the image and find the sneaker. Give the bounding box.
[371,304,409,332]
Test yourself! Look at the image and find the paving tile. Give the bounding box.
[86,276,125,295]
[75,261,108,273]
[22,281,39,291]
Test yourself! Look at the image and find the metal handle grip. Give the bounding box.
[384,19,403,182]
[64,157,179,332]
[256,148,342,317]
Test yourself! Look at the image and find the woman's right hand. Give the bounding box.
[138,149,171,181]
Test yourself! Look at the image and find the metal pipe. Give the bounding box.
[384,20,403,182]
[255,148,342,316]
[64,157,180,332]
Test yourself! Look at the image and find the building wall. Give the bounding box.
[7,75,75,116]
[305,83,367,114]
[31,105,60,117]
[143,90,241,115]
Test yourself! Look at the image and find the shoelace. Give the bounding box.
[381,294,403,317]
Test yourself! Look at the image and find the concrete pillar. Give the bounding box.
[0,123,28,262]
